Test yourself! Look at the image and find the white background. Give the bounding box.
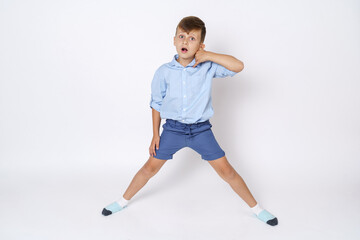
[1,0,359,239]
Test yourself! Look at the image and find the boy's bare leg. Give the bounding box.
[123,156,167,200]
[207,156,257,208]
[208,156,278,225]
[208,155,278,226]
[102,156,166,216]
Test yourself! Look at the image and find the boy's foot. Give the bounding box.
[250,203,278,226]
[102,202,126,216]
[255,209,278,226]
[102,197,129,216]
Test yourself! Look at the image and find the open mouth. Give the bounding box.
[181,47,188,53]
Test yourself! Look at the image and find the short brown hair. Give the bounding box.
[175,16,206,43]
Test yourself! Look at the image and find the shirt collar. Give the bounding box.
[169,54,197,68]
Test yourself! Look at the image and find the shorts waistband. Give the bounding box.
[164,119,211,136]
[165,119,210,128]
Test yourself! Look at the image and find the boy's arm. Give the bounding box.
[149,67,164,137]
[193,50,244,73]
[149,67,165,157]
[207,52,244,72]
[152,108,161,137]
[149,108,161,157]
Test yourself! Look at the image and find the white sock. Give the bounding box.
[250,203,264,216]
[116,196,129,208]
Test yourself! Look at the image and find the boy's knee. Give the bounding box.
[221,168,237,182]
[141,162,162,178]
[141,166,156,178]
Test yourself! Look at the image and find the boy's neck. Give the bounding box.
[176,56,195,67]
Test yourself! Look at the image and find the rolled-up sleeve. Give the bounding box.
[213,62,237,78]
[149,68,166,112]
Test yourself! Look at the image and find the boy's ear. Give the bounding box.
[201,43,205,50]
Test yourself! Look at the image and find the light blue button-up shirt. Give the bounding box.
[150,54,238,124]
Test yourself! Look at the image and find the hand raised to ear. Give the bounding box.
[193,46,209,68]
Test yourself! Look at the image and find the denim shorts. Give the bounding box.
[154,119,225,161]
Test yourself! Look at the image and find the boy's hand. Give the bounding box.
[193,47,211,68]
[149,135,160,157]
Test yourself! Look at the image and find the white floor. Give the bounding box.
[1,163,359,240]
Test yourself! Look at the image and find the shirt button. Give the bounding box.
[183,108,186,111]
[183,69,186,71]
[183,81,185,85]
[183,95,186,98]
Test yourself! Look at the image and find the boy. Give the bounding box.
[102,16,278,226]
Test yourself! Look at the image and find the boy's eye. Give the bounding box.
[179,35,196,41]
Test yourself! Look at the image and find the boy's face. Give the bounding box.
[173,27,205,59]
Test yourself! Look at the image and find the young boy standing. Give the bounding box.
[102,16,278,226]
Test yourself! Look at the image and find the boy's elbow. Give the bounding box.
[234,61,244,73]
